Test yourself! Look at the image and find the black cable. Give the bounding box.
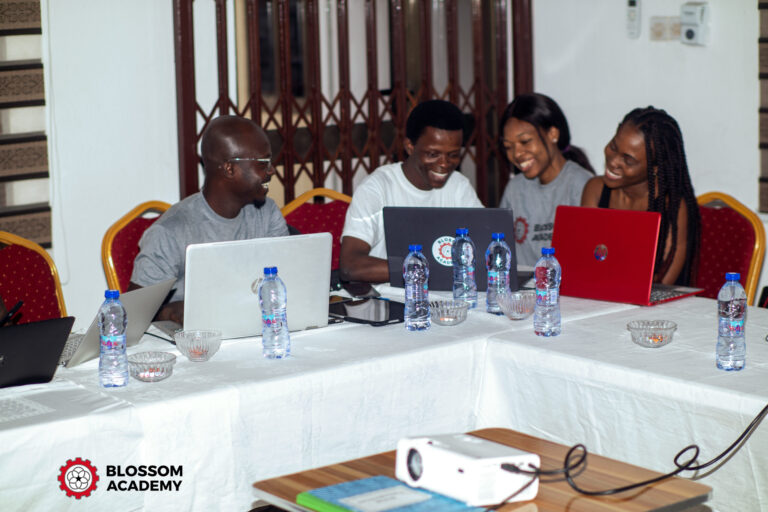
[500,401,768,497]
[143,331,175,345]
[486,473,538,510]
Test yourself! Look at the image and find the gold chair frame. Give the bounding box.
[101,200,171,292]
[281,188,352,217]
[697,191,766,304]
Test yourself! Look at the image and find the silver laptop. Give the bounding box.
[65,279,175,367]
[182,233,332,339]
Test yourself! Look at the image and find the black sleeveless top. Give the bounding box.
[597,184,611,208]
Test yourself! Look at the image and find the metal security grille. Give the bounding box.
[173,0,532,207]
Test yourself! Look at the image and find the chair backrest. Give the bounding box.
[0,231,67,324]
[696,192,765,304]
[281,188,352,270]
[101,201,171,292]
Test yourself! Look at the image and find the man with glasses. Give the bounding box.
[129,115,289,324]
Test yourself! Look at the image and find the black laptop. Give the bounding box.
[383,207,517,291]
[0,316,75,388]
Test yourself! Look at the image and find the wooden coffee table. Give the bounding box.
[253,428,711,512]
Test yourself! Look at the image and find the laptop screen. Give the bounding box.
[183,233,332,339]
[383,207,517,292]
[551,205,661,304]
[1,316,75,387]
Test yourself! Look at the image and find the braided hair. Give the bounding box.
[498,92,594,174]
[620,107,700,286]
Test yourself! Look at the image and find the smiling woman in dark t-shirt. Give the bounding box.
[581,106,700,286]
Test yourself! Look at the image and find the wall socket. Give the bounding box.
[650,16,681,41]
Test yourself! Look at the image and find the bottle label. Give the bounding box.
[536,289,558,305]
[263,313,285,332]
[100,334,126,350]
[718,317,744,336]
[718,298,746,336]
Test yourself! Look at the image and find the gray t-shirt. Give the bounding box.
[499,160,591,266]
[131,192,289,302]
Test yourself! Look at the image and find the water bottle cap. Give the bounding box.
[455,227,468,236]
[263,266,277,276]
[104,289,119,299]
[492,232,504,241]
[725,272,740,281]
[542,247,555,255]
[408,244,422,252]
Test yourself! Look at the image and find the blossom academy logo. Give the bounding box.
[514,217,529,244]
[58,458,99,499]
[431,235,454,267]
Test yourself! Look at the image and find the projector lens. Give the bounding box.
[407,448,423,481]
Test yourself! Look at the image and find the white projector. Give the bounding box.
[395,433,540,506]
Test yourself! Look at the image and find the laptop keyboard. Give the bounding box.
[649,284,687,303]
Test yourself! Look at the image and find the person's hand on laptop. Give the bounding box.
[339,236,389,283]
[156,301,184,325]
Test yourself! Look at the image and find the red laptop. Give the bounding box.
[551,206,703,306]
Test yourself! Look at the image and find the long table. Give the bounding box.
[1,291,766,511]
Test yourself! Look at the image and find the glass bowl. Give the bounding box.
[498,290,536,320]
[627,320,677,348]
[430,300,469,326]
[174,329,222,362]
[128,351,177,382]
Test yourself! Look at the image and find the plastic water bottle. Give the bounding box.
[716,272,747,371]
[258,266,291,359]
[404,244,430,331]
[98,289,128,387]
[533,247,562,337]
[452,228,478,309]
[485,233,512,314]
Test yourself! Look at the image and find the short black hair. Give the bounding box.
[200,115,264,175]
[405,99,465,143]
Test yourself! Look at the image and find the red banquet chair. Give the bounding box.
[101,200,171,293]
[281,188,352,271]
[696,192,765,305]
[0,231,67,324]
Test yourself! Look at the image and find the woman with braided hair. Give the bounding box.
[581,106,700,286]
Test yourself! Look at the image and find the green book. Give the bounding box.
[296,476,485,512]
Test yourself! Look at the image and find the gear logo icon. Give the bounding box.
[58,458,98,499]
[514,217,529,244]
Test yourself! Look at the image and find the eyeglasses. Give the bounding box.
[226,157,273,172]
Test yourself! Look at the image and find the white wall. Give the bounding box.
[532,0,766,297]
[43,0,179,329]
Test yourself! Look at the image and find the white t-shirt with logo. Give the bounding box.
[342,162,484,259]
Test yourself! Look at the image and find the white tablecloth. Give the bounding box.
[1,292,766,511]
[477,297,768,512]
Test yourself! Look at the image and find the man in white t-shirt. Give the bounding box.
[339,100,484,283]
